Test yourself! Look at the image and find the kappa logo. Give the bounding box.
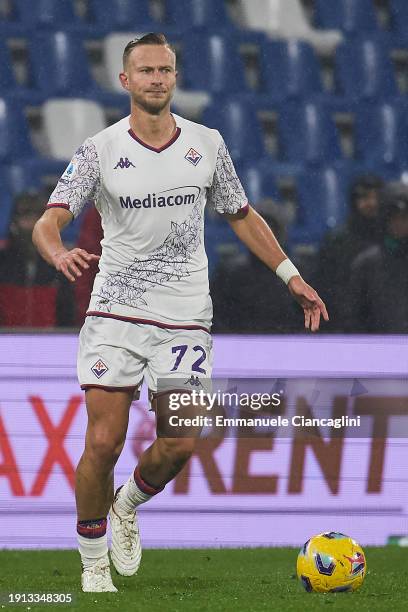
[91,359,109,379]
[114,157,135,169]
[184,375,202,387]
[184,147,202,166]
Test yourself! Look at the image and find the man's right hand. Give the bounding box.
[53,248,100,282]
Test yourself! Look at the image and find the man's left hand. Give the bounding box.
[288,276,329,332]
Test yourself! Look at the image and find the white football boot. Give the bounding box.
[81,554,118,592]
[109,486,142,576]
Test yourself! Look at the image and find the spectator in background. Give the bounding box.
[315,175,383,331]
[0,191,74,327]
[346,182,408,333]
[211,204,301,332]
[74,205,103,325]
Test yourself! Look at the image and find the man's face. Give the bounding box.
[356,190,379,219]
[120,45,177,115]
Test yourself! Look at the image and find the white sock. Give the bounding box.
[78,534,108,569]
[113,472,154,517]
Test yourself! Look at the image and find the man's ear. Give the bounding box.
[119,71,129,91]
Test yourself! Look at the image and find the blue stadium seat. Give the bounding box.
[389,0,408,41]
[87,0,158,30]
[0,41,17,92]
[0,98,33,163]
[238,161,280,204]
[165,0,234,31]
[181,33,248,93]
[277,102,342,165]
[28,32,95,97]
[290,166,350,244]
[202,98,267,163]
[314,0,379,35]
[355,102,408,170]
[0,167,14,242]
[259,39,324,101]
[335,38,398,102]
[14,0,81,28]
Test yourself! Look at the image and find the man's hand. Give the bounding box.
[53,248,100,282]
[288,276,329,332]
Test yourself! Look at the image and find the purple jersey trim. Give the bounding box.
[81,384,139,392]
[86,311,210,334]
[46,203,71,211]
[127,127,181,153]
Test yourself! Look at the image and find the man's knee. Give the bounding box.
[86,427,126,466]
[159,437,196,465]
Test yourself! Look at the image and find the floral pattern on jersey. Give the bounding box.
[208,139,247,214]
[47,138,101,218]
[95,199,203,311]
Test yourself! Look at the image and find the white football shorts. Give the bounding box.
[77,315,213,397]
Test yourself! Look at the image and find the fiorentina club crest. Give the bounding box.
[91,359,109,378]
[184,147,202,166]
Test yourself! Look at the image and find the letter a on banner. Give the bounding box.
[0,411,24,495]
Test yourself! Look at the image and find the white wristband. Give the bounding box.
[275,258,300,285]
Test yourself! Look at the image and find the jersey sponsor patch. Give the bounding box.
[91,359,109,378]
[184,147,202,166]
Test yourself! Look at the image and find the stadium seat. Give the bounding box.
[0,98,33,163]
[13,0,80,28]
[181,33,248,93]
[355,102,408,170]
[103,32,141,93]
[28,31,96,97]
[0,41,17,92]
[238,161,281,204]
[165,0,234,31]
[87,0,158,31]
[0,167,14,242]
[335,38,399,102]
[238,0,342,55]
[277,102,342,165]
[202,98,267,163]
[43,99,107,160]
[259,39,324,101]
[314,0,379,35]
[290,166,350,244]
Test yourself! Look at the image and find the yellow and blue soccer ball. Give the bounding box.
[297,532,366,593]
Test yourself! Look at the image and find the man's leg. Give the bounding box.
[110,393,198,575]
[76,388,133,591]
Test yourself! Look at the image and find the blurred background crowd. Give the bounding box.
[1,0,408,333]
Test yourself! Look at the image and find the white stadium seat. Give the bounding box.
[238,0,343,55]
[103,32,140,93]
[43,99,107,160]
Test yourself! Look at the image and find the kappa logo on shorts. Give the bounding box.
[91,359,109,378]
[184,374,202,387]
[184,147,202,166]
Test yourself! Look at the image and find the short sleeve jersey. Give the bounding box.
[47,113,248,330]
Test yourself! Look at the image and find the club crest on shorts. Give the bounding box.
[184,147,202,166]
[91,359,109,378]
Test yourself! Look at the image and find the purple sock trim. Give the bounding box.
[77,517,107,539]
[134,466,164,496]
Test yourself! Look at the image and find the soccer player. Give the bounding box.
[32,33,328,592]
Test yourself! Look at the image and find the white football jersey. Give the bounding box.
[47,113,248,330]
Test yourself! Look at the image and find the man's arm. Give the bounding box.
[226,206,329,332]
[32,208,100,282]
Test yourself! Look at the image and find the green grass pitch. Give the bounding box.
[0,548,407,611]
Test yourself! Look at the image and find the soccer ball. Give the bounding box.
[297,532,366,593]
